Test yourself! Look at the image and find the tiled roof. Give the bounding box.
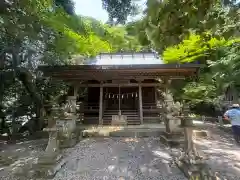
[88,52,163,65]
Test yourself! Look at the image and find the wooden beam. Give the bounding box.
[77,83,166,87]
[51,74,189,81]
[99,84,103,125]
[139,84,143,124]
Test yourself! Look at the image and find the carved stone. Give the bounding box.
[12,106,66,179]
[176,103,216,180]
[43,106,60,154]
[111,115,127,126]
[57,96,77,148]
[160,90,183,147]
[162,91,182,133]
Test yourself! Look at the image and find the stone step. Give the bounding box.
[104,113,138,115]
[103,117,139,120]
[160,133,185,148]
[103,121,141,125]
[103,114,138,117]
[109,129,163,137]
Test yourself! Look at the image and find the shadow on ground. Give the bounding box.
[53,137,186,180]
[194,126,240,180]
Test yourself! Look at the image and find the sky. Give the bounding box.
[74,0,109,22]
[74,0,146,23]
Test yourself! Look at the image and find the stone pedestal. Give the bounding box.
[33,127,65,178]
[218,116,223,127]
[160,130,184,147]
[56,95,78,148]
[11,127,65,179]
[44,128,59,153]
[57,117,77,148]
[111,115,127,126]
[35,152,65,179]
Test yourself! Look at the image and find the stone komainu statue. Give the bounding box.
[162,91,182,132]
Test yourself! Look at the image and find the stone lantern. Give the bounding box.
[56,96,77,148]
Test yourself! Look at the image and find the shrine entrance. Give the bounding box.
[104,87,138,111]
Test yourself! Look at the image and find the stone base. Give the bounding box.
[59,132,77,148]
[160,131,184,148]
[59,137,77,148]
[175,158,216,180]
[36,152,62,165]
[109,129,162,137]
[34,153,66,179]
[111,115,127,126]
[11,153,66,179]
[163,131,184,138]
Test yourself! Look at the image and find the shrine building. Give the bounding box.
[39,52,200,125]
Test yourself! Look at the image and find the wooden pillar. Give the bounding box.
[72,85,78,113]
[99,84,103,125]
[154,87,158,106]
[139,83,143,124]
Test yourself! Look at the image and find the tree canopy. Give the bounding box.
[0,0,146,134]
[55,0,75,15]
[1,0,240,134]
[102,0,141,24]
[141,0,240,52]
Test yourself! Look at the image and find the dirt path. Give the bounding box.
[0,124,240,180]
[194,125,240,179]
[53,138,186,180]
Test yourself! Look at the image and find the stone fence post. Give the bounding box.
[218,116,223,127]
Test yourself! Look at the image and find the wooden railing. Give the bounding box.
[84,103,99,111]
[142,103,162,110]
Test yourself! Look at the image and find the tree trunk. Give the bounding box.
[16,68,45,131]
[0,53,5,134]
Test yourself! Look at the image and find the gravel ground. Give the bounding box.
[194,125,240,180]
[0,139,48,180]
[53,138,186,180]
[1,124,240,180]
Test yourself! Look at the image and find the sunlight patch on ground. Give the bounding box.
[152,150,172,160]
[194,138,234,146]
[193,120,204,124]
[124,138,139,142]
[193,134,240,177]
[82,126,124,137]
[108,165,115,172]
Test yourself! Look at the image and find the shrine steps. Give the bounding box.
[81,124,166,138]
[102,110,141,125]
[83,116,99,124]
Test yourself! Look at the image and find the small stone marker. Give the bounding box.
[218,116,223,127]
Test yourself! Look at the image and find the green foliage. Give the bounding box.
[104,25,143,52]
[55,0,75,15]
[0,0,145,134]
[163,33,240,63]
[142,0,240,52]
[0,0,115,133]
[182,42,240,105]
[102,0,140,24]
[126,20,152,49]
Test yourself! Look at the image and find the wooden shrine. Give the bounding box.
[39,52,201,126]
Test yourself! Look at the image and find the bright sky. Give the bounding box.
[74,0,109,22]
[74,0,146,23]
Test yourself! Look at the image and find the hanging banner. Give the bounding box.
[104,92,138,99]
